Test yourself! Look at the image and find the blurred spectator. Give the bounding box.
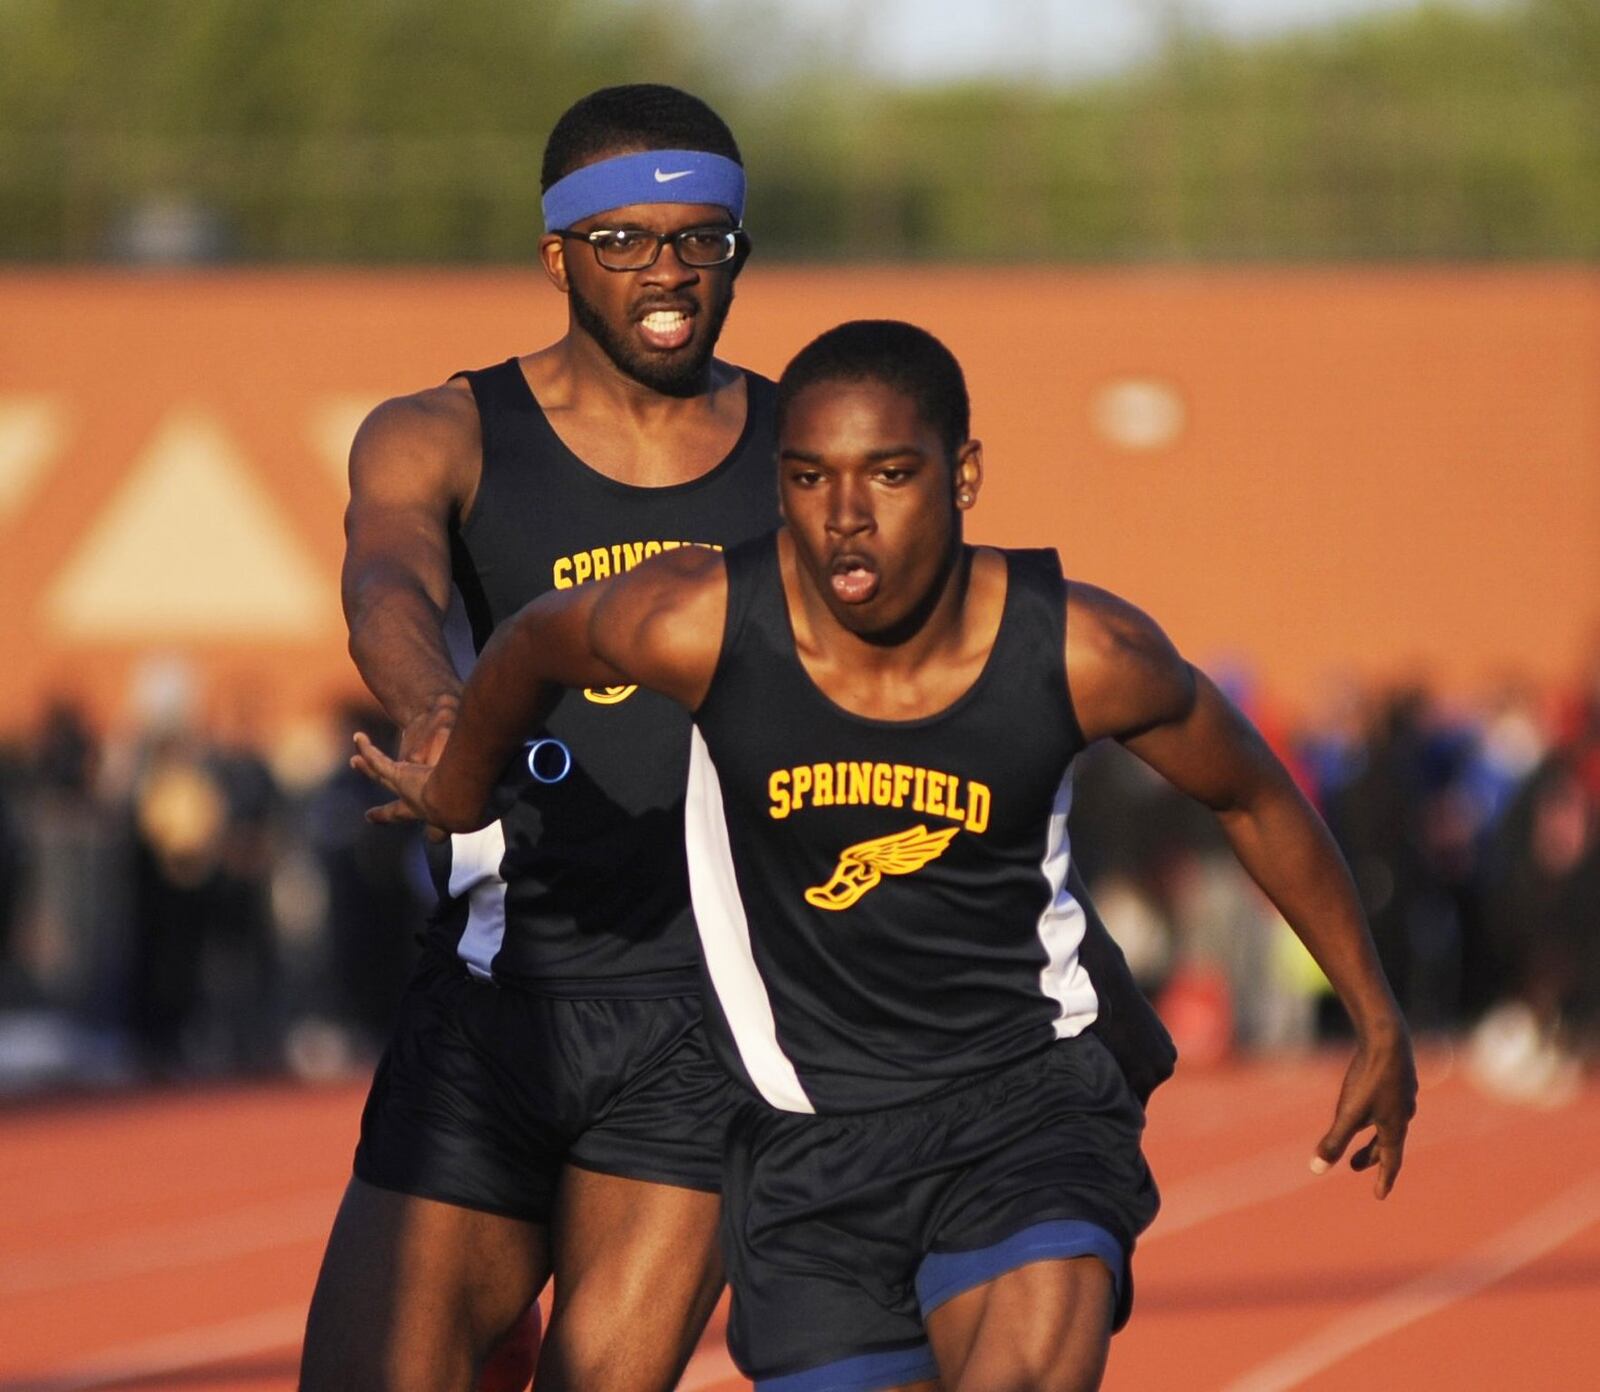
[1317,687,1433,1027]
[126,731,228,1073]
[1485,708,1600,1040]
[0,765,28,1006]
[204,716,288,1074]
[36,701,97,794]
[302,704,425,1058]
[16,703,124,1022]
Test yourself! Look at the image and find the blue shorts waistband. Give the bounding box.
[756,1343,938,1392]
[915,1218,1124,1317]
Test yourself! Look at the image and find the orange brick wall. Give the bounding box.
[2,266,1596,740]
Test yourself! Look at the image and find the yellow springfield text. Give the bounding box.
[768,762,991,834]
[552,539,722,589]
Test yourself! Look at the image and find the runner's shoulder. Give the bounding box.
[600,543,727,624]
[357,379,480,455]
[349,380,482,497]
[1065,581,1193,740]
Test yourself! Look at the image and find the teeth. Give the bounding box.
[642,311,686,331]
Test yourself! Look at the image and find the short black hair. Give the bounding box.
[541,85,743,191]
[777,321,971,458]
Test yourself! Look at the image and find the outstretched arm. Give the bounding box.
[353,547,728,833]
[1066,582,1416,1198]
[341,385,482,763]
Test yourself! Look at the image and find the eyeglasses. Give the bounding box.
[555,224,746,272]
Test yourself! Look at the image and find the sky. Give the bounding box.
[762,0,1460,83]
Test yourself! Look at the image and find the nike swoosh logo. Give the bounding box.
[654,168,694,182]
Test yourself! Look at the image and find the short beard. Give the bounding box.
[569,276,736,399]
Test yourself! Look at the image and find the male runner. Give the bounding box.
[300,86,779,1392]
[353,320,1418,1392]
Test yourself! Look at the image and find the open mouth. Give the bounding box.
[829,553,880,604]
[635,304,695,351]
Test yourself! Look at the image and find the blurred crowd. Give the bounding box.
[1074,646,1600,1103]
[1,646,1597,1102]
[0,674,430,1094]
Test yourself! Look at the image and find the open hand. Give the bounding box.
[394,698,458,841]
[399,695,458,767]
[1311,1026,1418,1199]
[351,731,441,829]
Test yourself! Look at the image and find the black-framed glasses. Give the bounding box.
[555,224,746,271]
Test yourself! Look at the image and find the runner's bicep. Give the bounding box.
[1120,671,1282,813]
[495,584,629,691]
[343,394,474,613]
[589,557,726,709]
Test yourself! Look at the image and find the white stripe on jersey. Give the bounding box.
[686,726,815,1113]
[1036,767,1100,1037]
[449,821,507,981]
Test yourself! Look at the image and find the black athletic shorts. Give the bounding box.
[721,1033,1160,1392]
[353,948,739,1221]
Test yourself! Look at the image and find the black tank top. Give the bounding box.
[686,533,1100,1113]
[435,357,779,993]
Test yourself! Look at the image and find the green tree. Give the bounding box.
[2,0,1595,262]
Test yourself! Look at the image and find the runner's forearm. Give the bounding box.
[419,617,554,828]
[421,592,623,828]
[345,580,463,727]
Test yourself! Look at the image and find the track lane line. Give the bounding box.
[0,1304,307,1392]
[1218,1173,1600,1392]
[0,1189,343,1297]
[1148,1105,1502,1245]
[5,1301,744,1392]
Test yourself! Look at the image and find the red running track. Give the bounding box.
[2,1049,1596,1391]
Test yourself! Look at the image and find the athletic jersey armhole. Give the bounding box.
[1058,573,1089,752]
[1007,548,1088,752]
[693,531,770,718]
[453,358,535,540]
[443,361,523,651]
[741,368,778,420]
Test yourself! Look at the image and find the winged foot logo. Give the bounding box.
[805,825,961,911]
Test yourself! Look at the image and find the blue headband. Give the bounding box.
[541,149,746,231]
